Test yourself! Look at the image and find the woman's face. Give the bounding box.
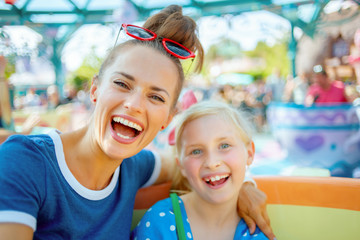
[90,45,178,159]
[178,114,254,204]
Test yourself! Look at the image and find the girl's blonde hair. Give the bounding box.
[171,100,254,193]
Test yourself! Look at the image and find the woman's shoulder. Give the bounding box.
[0,133,56,170]
[1,133,54,153]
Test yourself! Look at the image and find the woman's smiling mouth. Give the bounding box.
[110,115,144,142]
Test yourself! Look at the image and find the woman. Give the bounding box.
[0,5,273,240]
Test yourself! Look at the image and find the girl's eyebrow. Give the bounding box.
[115,71,170,97]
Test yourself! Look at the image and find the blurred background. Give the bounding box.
[1,0,360,178]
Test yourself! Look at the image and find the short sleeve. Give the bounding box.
[0,135,47,230]
[124,149,160,189]
[234,219,269,240]
[131,198,178,240]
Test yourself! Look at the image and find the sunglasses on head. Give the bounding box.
[114,24,196,60]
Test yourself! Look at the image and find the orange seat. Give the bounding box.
[133,177,360,239]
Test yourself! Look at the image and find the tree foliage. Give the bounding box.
[67,47,103,91]
[244,40,291,78]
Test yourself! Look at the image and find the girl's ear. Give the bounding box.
[176,157,187,178]
[246,141,255,166]
[90,75,99,104]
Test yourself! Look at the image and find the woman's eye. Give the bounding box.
[190,149,202,155]
[114,81,129,89]
[220,143,230,149]
[150,95,165,103]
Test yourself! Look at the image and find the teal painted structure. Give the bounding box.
[1,0,358,92]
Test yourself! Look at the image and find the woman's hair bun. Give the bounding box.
[143,5,204,72]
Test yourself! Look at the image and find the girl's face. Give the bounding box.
[90,45,178,159]
[178,114,254,204]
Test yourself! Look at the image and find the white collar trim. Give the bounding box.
[48,130,119,201]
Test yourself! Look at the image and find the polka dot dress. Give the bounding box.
[131,195,268,239]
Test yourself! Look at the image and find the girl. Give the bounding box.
[132,101,268,240]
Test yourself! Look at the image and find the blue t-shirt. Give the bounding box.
[0,130,161,239]
[131,195,268,240]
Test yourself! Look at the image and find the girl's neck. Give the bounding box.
[61,126,123,190]
[181,192,240,240]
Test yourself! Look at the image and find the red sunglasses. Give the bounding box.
[114,24,196,60]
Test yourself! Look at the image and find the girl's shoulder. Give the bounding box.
[131,197,179,239]
[234,219,269,240]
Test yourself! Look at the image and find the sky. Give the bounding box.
[62,10,292,71]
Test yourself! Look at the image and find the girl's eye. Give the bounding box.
[190,149,202,155]
[114,81,130,89]
[150,95,165,103]
[220,143,230,149]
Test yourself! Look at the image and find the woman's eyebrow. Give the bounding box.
[150,86,170,97]
[115,71,170,97]
[116,71,135,81]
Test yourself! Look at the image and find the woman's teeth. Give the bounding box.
[116,132,132,139]
[113,117,143,131]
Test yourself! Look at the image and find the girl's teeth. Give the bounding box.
[205,175,229,183]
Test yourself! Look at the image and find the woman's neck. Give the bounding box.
[181,191,240,240]
[61,126,123,190]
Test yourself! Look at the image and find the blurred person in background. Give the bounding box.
[283,72,309,105]
[0,55,40,144]
[305,65,350,106]
[266,68,285,103]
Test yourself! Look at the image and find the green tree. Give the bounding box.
[206,38,243,61]
[67,47,103,91]
[244,40,291,78]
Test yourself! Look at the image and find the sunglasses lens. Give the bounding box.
[164,41,191,57]
[126,26,154,39]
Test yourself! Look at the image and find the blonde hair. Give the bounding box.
[171,100,254,192]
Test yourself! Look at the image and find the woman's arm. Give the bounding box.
[153,148,176,185]
[0,224,34,240]
[238,182,275,240]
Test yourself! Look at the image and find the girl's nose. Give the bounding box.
[204,153,222,169]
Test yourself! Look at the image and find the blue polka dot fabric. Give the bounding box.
[131,195,268,240]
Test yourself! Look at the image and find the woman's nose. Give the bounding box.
[124,92,145,114]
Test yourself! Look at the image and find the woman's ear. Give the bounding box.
[246,141,255,166]
[90,75,99,104]
[162,108,176,130]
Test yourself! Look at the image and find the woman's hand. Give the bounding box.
[238,182,276,240]
[0,55,7,76]
[21,113,41,135]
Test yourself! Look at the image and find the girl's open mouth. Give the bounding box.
[203,174,230,187]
